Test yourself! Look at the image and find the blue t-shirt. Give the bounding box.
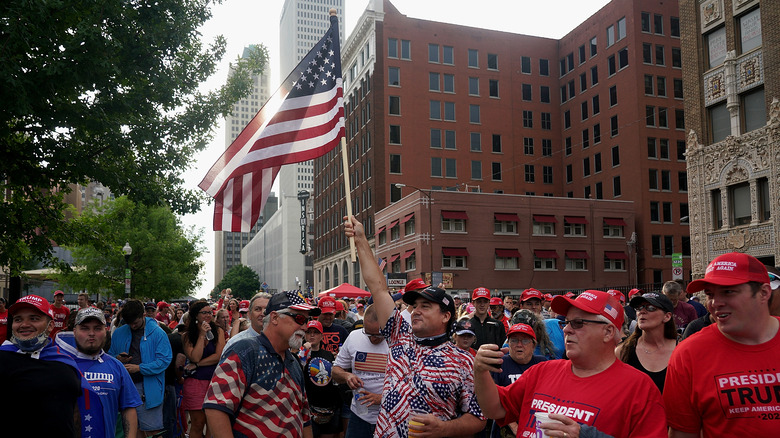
[491,354,547,387]
[542,318,565,359]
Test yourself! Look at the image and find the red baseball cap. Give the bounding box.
[606,290,625,304]
[53,290,64,296]
[688,252,770,292]
[628,288,643,299]
[335,301,345,312]
[9,294,55,319]
[544,293,554,301]
[472,287,491,300]
[239,300,250,312]
[564,292,576,298]
[306,320,324,333]
[506,323,537,341]
[318,297,337,314]
[521,288,543,302]
[403,278,429,293]
[551,290,624,328]
[489,297,503,306]
[158,301,169,308]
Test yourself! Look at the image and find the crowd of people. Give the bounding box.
[1,216,779,437]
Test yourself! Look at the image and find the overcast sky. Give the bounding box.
[182,0,611,298]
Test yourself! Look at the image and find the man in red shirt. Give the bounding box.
[50,290,70,338]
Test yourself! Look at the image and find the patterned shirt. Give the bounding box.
[203,332,310,438]
[376,309,484,438]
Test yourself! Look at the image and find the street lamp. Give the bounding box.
[122,242,132,297]
[393,183,435,280]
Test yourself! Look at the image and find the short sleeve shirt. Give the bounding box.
[203,333,310,438]
[375,309,484,438]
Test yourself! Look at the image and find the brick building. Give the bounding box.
[679,0,778,276]
[313,0,689,293]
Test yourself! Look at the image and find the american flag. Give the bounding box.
[199,14,344,231]
[354,351,388,374]
[377,256,386,271]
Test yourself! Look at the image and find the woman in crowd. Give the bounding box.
[168,307,184,330]
[215,308,230,340]
[615,292,677,393]
[510,309,558,359]
[182,301,225,438]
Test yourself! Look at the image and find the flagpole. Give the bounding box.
[341,136,357,262]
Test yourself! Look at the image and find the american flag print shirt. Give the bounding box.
[203,333,310,438]
[375,309,484,438]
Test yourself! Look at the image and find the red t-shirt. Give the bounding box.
[50,305,70,338]
[664,318,780,436]
[0,310,7,343]
[497,358,667,437]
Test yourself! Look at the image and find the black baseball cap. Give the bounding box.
[629,292,674,313]
[402,286,456,316]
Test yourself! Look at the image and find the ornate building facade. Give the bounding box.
[680,0,778,276]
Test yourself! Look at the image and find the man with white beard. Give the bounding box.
[204,290,316,438]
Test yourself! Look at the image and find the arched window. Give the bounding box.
[343,260,349,284]
[325,267,330,289]
[333,264,339,286]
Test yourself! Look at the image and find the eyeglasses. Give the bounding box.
[277,311,309,325]
[508,337,534,345]
[559,318,609,330]
[633,304,660,312]
[362,328,385,339]
[199,310,212,315]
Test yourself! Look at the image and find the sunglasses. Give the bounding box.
[559,318,609,330]
[277,310,309,325]
[633,304,660,312]
[362,328,385,339]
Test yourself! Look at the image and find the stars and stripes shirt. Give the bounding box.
[203,333,310,438]
[375,309,484,438]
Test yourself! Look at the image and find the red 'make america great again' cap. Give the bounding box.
[687,252,770,293]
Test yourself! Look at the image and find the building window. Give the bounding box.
[389,154,401,174]
[469,77,479,95]
[676,109,685,130]
[441,101,454,121]
[565,252,588,271]
[590,36,597,56]
[658,107,668,128]
[430,129,441,148]
[492,162,502,181]
[494,216,518,234]
[579,45,586,64]
[651,235,661,256]
[657,77,666,97]
[468,49,478,68]
[650,201,660,222]
[729,182,751,226]
[672,47,682,68]
[758,177,771,221]
[742,87,766,133]
[707,27,727,68]
[710,102,730,143]
[607,25,615,47]
[388,67,400,86]
[610,115,619,136]
[524,137,534,155]
[444,130,456,150]
[566,164,573,183]
[534,253,557,271]
[522,83,532,101]
[400,40,411,60]
[618,48,629,69]
[492,134,502,153]
[443,74,454,93]
[678,171,688,192]
[441,212,467,232]
[654,13,664,35]
[524,110,534,128]
[520,56,531,74]
[644,75,654,95]
[470,105,480,123]
[533,216,556,235]
[641,12,651,32]
[603,219,625,237]
[390,223,400,241]
[613,176,621,197]
[442,252,467,269]
[543,166,553,184]
[487,53,498,70]
[389,96,400,115]
[605,253,626,271]
[663,202,673,223]
[389,125,401,144]
[539,58,548,76]
[564,218,587,236]
[654,45,664,66]
[593,123,601,143]
[429,72,440,91]
[490,80,500,98]
[495,251,519,270]
[524,164,535,182]
[671,16,680,37]
[388,38,398,58]
[582,128,589,149]
[739,8,761,53]
[649,169,658,190]
[664,235,674,256]
[470,132,481,152]
[542,139,552,157]
[594,153,602,173]
[643,43,652,64]
[471,160,482,179]
[563,110,571,129]
[429,100,441,120]
[431,157,442,177]
[580,73,587,92]
[617,17,626,40]
[608,54,616,75]
[541,112,551,130]
[712,189,723,229]
[541,86,550,103]
[677,140,686,161]
[445,157,457,177]
[609,86,617,106]
[583,157,591,177]
[581,101,589,120]
[405,253,416,271]
[565,137,572,156]
[428,43,439,63]
[404,216,415,235]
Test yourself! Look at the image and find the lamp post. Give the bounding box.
[626,232,637,288]
[122,242,132,297]
[393,183,434,280]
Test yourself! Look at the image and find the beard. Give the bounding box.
[288,329,306,350]
[76,339,103,356]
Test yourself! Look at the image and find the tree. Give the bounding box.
[55,197,204,302]
[0,0,268,276]
[216,265,261,300]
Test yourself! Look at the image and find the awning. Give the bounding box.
[605,251,628,260]
[564,216,589,224]
[401,213,415,223]
[402,249,416,259]
[604,218,627,226]
[388,254,400,263]
[495,249,522,258]
[375,226,386,236]
[532,215,557,223]
[494,213,520,222]
[565,250,590,259]
[389,219,399,229]
[442,211,469,220]
[442,247,470,257]
[534,250,559,259]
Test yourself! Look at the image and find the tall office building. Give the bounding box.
[214,46,274,286]
[313,0,690,293]
[679,0,778,276]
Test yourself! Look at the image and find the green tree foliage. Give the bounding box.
[216,265,261,300]
[0,0,268,274]
[56,197,204,302]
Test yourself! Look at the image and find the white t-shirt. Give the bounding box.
[333,329,389,424]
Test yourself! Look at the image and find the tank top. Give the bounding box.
[192,335,218,380]
[626,347,667,393]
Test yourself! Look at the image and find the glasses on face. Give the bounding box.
[362,328,385,339]
[277,311,309,325]
[559,318,609,330]
[508,337,534,345]
[769,273,779,282]
[199,310,212,315]
[633,304,660,312]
